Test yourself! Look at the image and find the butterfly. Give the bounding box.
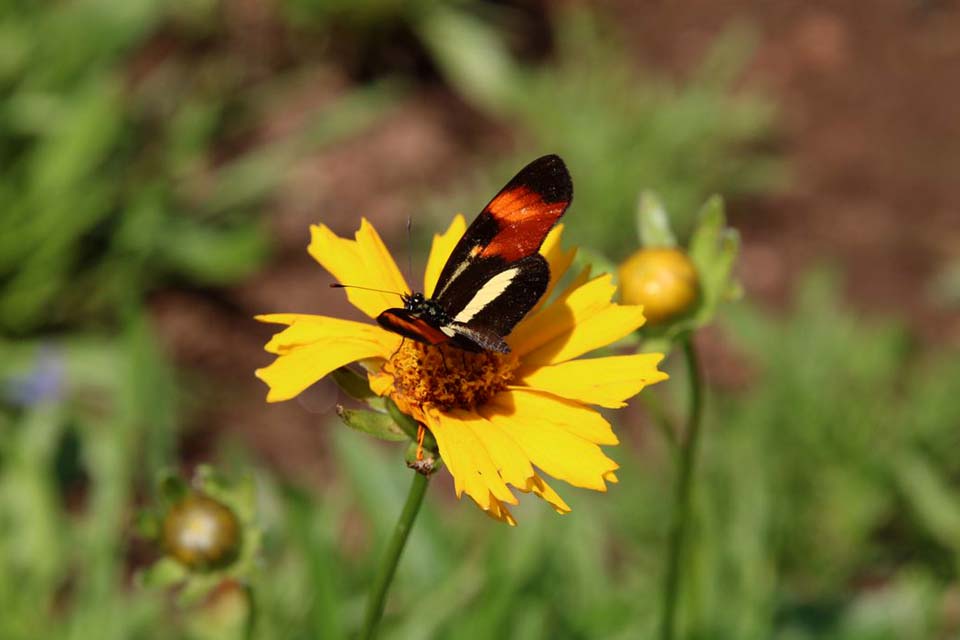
[376,154,573,353]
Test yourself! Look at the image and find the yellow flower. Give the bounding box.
[255,217,668,525]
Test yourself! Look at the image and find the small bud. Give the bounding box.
[162,493,241,572]
[405,441,441,476]
[619,248,700,326]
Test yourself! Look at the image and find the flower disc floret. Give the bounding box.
[386,341,519,412]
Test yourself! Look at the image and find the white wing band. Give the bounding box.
[452,268,519,324]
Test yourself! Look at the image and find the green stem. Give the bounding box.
[359,471,430,640]
[660,336,704,640]
[242,581,257,640]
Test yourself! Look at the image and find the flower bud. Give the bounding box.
[162,493,241,571]
[618,248,700,326]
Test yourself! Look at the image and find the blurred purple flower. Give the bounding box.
[5,347,64,407]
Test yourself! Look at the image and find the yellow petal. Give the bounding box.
[510,274,617,356]
[367,369,394,398]
[256,338,390,403]
[481,499,517,526]
[481,391,620,491]
[531,224,577,313]
[522,303,647,366]
[503,388,619,445]
[424,214,467,298]
[529,474,571,514]
[517,353,668,409]
[256,314,399,356]
[459,414,536,488]
[356,218,410,297]
[423,409,517,509]
[307,221,409,318]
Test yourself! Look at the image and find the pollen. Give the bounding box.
[385,341,519,411]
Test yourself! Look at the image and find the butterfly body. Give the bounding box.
[376,155,572,353]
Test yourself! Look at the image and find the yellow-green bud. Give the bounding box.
[618,248,700,326]
[162,494,241,571]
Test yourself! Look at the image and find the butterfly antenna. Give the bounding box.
[406,215,414,287]
[330,283,404,298]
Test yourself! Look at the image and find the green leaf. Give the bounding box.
[893,452,960,551]
[637,191,677,248]
[335,406,408,442]
[415,4,518,113]
[158,221,267,285]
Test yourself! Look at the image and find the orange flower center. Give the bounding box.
[385,341,519,411]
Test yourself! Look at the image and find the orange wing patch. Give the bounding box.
[379,311,449,345]
[481,186,570,261]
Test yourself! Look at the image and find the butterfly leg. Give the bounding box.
[437,346,449,375]
[389,337,406,361]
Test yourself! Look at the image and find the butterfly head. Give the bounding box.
[402,291,424,309]
[402,292,449,324]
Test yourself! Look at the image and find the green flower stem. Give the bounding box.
[660,335,704,640]
[242,581,257,640]
[360,470,430,640]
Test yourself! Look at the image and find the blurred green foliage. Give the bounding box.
[1,1,956,639]
[0,0,392,335]
[4,274,959,639]
[422,7,781,257]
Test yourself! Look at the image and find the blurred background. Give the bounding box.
[2,0,960,638]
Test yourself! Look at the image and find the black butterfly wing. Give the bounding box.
[441,254,550,353]
[432,155,572,305]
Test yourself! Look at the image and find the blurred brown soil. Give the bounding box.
[150,0,960,481]
[613,0,960,339]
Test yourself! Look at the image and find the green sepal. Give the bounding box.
[330,366,375,400]
[385,398,421,441]
[385,398,440,456]
[637,191,678,248]
[159,471,189,507]
[331,365,386,411]
[176,574,223,607]
[336,405,408,442]
[193,465,257,534]
[687,195,741,327]
[138,556,188,589]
